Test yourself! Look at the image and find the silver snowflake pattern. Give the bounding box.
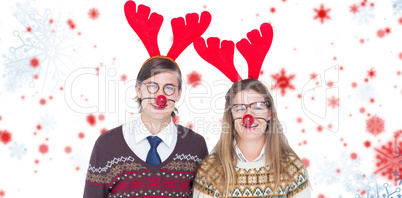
[317,151,384,194]
[8,142,27,160]
[393,0,402,16]
[39,114,56,133]
[355,183,401,198]
[351,81,378,104]
[353,3,375,24]
[3,3,76,94]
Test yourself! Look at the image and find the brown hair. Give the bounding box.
[135,56,182,117]
[209,78,301,196]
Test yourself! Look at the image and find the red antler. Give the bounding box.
[167,11,212,60]
[193,37,242,82]
[124,1,163,57]
[236,23,273,79]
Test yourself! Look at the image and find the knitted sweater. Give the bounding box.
[83,124,208,198]
[193,154,310,198]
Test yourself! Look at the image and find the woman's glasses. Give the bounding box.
[140,82,180,96]
[230,101,270,117]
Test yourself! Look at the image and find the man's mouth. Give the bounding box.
[151,103,167,109]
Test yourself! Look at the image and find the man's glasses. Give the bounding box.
[139,82,180,96]
[230,101,270,117]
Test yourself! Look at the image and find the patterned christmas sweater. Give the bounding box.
[193,154,310,198]
[83,124,208,198]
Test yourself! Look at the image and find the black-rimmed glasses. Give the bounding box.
[139,82,180,96]
[230,101,270,117]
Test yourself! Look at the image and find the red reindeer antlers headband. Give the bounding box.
[194,23,273,82]
[124,0,211,70]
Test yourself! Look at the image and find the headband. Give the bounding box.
[193,23,273,82]
[124,0,212,72]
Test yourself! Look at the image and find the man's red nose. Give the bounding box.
[155,95,167,107]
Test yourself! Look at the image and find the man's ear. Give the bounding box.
[176,87,182,101]
[136,83,141,99]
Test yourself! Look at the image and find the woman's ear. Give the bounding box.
[268,108,272,120]
[136,83,141,99]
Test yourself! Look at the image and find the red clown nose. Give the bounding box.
[242,114,254,126]
[155,95,167,107]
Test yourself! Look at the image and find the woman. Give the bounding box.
[192,23,310,197]
[193,79,310,197]
[83,1,211,197]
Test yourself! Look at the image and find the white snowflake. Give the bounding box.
[353,4,375,24]
[315,157,341,185]
[2,51,35,92]
[9,142,27,160]
[316,151,384,194]
[39,114,56,132]
[2,3,76,94]
[393,0,402,16]
[355,183,400,198]
[351,81,378,104]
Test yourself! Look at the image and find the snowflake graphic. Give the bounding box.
[271,68,295,96]
[350,4,359,14]
[2,51,35,92]
[367,68,376,79]
[393,0,402,16]
[2,3,76,94]
[8,142,27,160]
[366,115,385,136]
[187,71,202,88]
[328,96,339,109]
[317,151,382,194]
[355,183,401,198]
[353,2,375,24]
[313,4,331,24]
[39,114,56,133]
[352,81,378,103]
[374,131,402,185]
[88,8,100,20]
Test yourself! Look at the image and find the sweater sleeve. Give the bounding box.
[192,156,220,198]
[83,140,109,198]
[193,188,215,198]
[285,155,310,198]
[291,187,311,198]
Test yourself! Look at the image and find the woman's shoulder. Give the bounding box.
[196,154,221,174]
[280,153,310,196]
[280,152,306,169]
[280,152,309,183]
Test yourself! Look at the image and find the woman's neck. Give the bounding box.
[237,138,265,162]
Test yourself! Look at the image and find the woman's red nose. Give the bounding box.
[155,95,167,107]
[242,114,254,126]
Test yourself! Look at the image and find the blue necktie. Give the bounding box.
[146,136,162,166]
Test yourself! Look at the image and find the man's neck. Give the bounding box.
[141,114,171,135]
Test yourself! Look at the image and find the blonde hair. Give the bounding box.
[210,78,301,196]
